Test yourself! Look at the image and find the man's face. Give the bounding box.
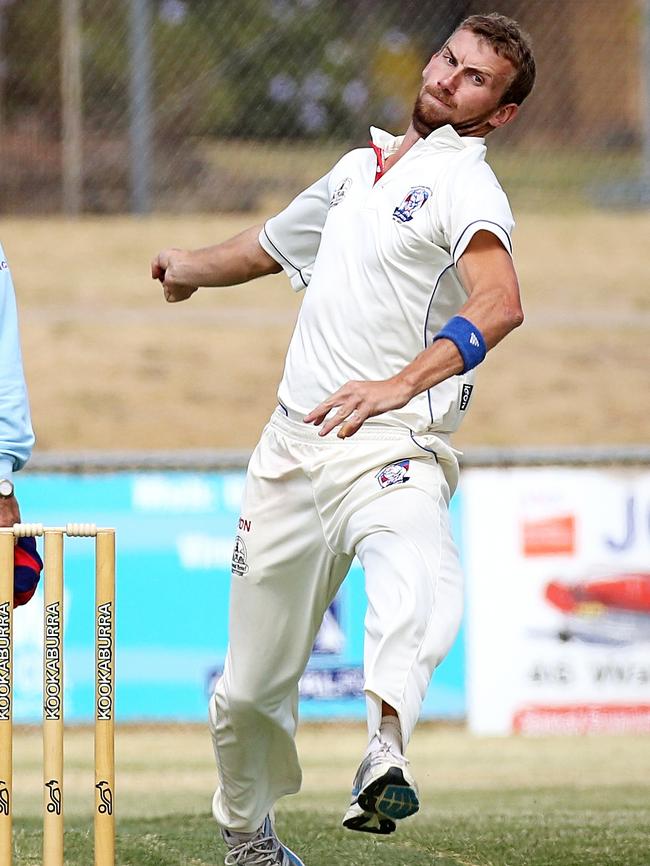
[413,28,517,138]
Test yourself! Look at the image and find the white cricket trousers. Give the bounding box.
[209,408,463,832]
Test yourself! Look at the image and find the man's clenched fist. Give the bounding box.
[151,248,199,303]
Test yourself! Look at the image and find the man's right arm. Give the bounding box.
[151,224,282,303]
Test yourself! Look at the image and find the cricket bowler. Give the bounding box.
[152,13,536,865]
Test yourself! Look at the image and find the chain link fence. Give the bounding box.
[0,0,648,215]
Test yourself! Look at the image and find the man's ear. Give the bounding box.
[488,102,519,130]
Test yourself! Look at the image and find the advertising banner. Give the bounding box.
[463,468,650,734]
[12,471,465,722]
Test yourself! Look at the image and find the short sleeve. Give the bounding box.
[259,170,332,292]
[439,157,514,265]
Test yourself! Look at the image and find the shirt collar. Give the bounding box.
[369,124,485,155]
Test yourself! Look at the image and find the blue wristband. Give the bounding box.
[433,315,486,373]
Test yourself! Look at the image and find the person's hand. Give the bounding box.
[151,248,199,303]
[0,493,20,528]
[304,377,414,438]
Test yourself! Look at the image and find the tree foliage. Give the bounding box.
[3,0,467,140]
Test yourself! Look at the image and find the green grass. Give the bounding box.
[11,788,650,865]
[9,725,650,865]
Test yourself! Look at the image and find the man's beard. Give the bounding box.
[412,89,453,136]
[412,87,495,138]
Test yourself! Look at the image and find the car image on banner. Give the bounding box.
[544,571,650,646]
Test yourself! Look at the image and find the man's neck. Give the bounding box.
[383,124,425,173]
[383,121,486,174]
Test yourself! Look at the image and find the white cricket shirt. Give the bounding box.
[259,124,514,438]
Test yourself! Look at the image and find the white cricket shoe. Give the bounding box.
[342,734,419,835]
[222,814,305,866]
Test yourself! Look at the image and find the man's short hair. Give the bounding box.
[457,13,536,106]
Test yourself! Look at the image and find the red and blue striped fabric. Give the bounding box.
[13,535,43,607]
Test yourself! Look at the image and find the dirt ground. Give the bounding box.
[1,210,648,454]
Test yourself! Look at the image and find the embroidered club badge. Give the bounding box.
[392,186,431,223]
[376,459,411,488]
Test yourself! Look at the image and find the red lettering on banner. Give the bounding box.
[513,704,650,734]
[522,515,576,556]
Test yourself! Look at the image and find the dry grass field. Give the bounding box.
[10,723,644,819]
[1,208,649,455]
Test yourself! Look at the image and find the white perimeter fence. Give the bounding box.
[22,445,650,472]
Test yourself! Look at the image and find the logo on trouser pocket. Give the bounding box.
[376,459,410,488]
[231,535,250,576]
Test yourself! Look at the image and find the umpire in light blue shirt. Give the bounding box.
[0,241,42,607]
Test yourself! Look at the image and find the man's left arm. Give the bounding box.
[304,230,523,437]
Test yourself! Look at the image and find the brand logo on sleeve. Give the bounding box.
[460,384,474,410]
[376,459,411,488]
[392,186,431,223]
[329,178,352,208]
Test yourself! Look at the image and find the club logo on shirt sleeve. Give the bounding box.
[392,186,432,223]
[329,177,352,208]
[376,459,411,488]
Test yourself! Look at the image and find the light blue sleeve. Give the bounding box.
[0,242,35,477]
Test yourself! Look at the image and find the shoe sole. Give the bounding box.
[342,767,419,835]
[342,807,397,835]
